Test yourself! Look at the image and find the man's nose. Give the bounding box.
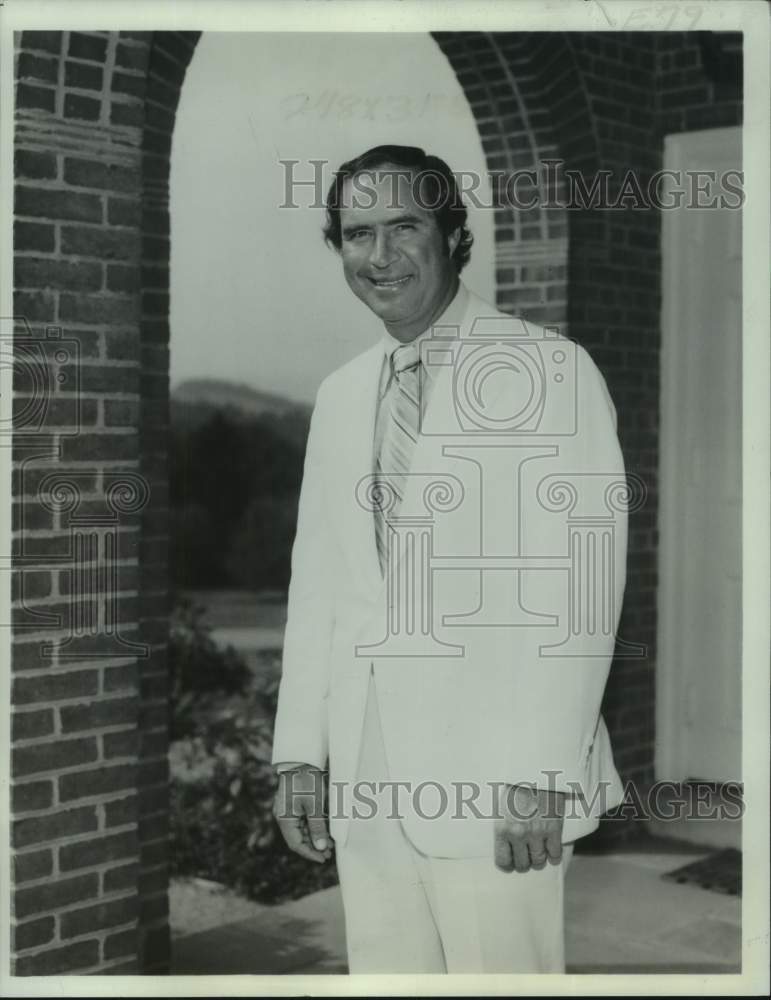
[369,230,397,269]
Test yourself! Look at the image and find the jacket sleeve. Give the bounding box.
[506,342,629,796]
[271,380,335,769]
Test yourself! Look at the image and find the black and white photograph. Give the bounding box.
[1,0,768,993]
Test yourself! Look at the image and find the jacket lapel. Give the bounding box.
[334,343,385,599]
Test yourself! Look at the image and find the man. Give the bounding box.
[272,145,627,973]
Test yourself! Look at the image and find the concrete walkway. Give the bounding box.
[171,838,741,975]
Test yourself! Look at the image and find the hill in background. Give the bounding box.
[171,378,311,448]
[169,378,311,591]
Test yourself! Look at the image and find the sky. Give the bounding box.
[169,32,495,404]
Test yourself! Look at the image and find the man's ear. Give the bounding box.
[447,226,461,257]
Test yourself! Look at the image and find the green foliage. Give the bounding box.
[225,494,299,591]
[169,409,308,591]
[168,596,252,740]
[168,597,339,903]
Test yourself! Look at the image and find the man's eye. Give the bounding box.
[396,224,414,232]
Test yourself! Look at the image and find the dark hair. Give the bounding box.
[322,144,474,273]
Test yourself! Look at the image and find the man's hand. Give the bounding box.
[494,783,566,874]
[273,764,333,865]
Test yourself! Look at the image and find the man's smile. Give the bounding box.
[367,275,413,289]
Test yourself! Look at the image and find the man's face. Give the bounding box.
[338,168,459,334]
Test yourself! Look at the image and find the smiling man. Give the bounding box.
[271,145,628,974]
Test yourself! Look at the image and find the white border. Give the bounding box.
[0,1,768,996]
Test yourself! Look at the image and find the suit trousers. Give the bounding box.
[334,674,573,974]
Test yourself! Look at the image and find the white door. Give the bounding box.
[656,127,742,783]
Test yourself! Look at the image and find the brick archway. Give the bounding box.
[11,28,741,974]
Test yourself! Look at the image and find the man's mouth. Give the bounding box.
[367,275,412,289]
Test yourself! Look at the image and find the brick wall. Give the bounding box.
[11,30,198,975]
[10,28,742,974]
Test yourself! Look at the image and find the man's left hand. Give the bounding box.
[494,783,566,874]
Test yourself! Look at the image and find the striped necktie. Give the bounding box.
[374,342,421,576]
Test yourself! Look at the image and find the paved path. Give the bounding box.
[171,842,741,975]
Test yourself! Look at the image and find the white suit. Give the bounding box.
[272,284,627,970]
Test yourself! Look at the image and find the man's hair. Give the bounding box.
[322,144,473,273]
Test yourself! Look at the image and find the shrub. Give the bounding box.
[168,598,339,903]
[168,595,252,740]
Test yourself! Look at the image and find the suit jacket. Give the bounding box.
[272,285,627,857]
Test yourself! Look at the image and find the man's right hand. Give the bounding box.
[273,764,333,864]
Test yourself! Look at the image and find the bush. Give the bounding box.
[168,598,339,903]
[168,595,252,740]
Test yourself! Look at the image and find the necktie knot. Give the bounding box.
[392,342,420,378]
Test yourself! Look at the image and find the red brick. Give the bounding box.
[112,71,145,98]
[13,737,97,778]
[60,432,137,463]
[138,811,168,842]
[14,148,57,179]
[16,83,56,113]
[139,893,168,923]
[59,292,136,325]
[104,399,140,425]
[12,781,54,815]
[61,894,139,939]
[13,289,55,322]
[14,805,98,849]
[107,196,141,227]
[110,101,144,128]
[141,922,170,968]
[68,32,108,61]
[105,957,141,973]
[137,864,167,897]
[15,185,102,223]
[12,709,54,741]
[14,938,99,975]
[13,396,98,431]
[64,61,103,91]
[13,668,99,703]
[61,224,140,260]
[12,500,54,531]
[64,157,139,193]
[104,926,137,960]
[75,364,139,393]
[60,696,138,733]
[60,831,138,874]
[138,785,166,817]
[106,264,139,293]
[104,793,137,828]
[14,220,55,252]
[104,861,139,893]
[139,838,168,868]
[13,848,53,884]
[15,257,102,292]
[58,763,136,804]
[20,31,62,55]
[63,93,101,121]
[13,915,55,951]
[14,872,98,920]
[104,729,139,758]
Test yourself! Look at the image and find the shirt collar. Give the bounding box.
[381,281,470,380]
